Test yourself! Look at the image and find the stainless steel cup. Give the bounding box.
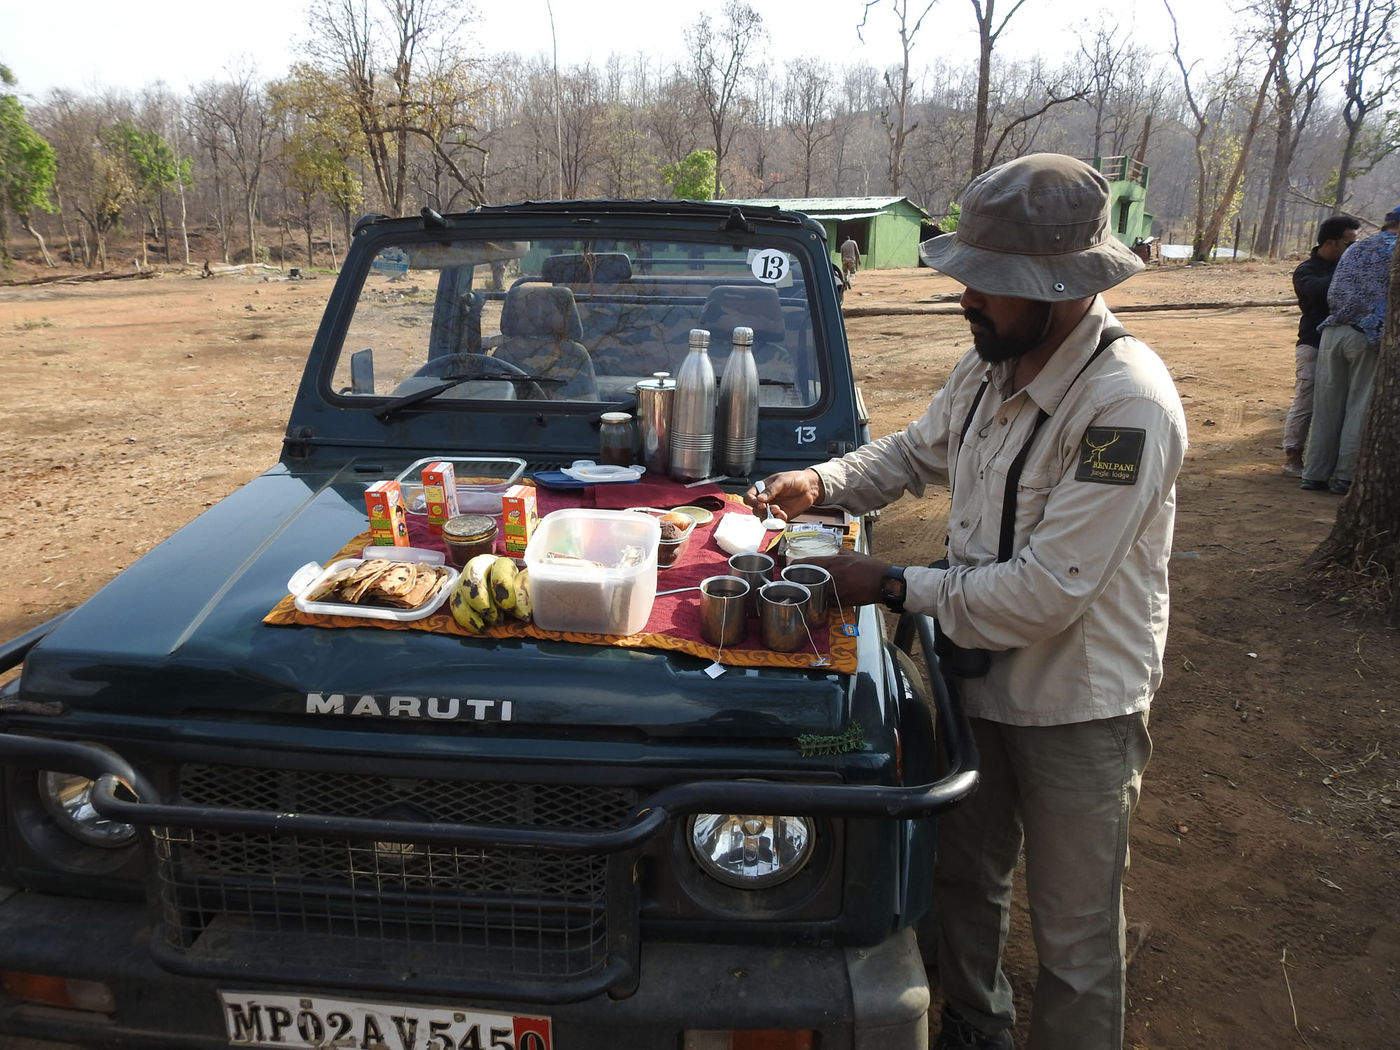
[699,575,748,647]
[758,580,812,653]
[728,551,775,618]
[781,563,831,619]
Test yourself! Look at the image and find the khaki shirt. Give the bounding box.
[814,298,1188,725]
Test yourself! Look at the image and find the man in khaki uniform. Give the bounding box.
[748,154,1187,1050]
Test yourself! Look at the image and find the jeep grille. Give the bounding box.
[148,764,639,997]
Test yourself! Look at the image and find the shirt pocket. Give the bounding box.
[978,457,1056,558]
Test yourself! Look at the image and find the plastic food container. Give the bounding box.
[287,546,456,622]
[394,456,526,516]
[525,509,660,635]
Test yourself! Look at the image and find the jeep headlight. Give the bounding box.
[39,769,136,848]
[687,814,814,888]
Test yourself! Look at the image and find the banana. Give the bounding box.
[448,584,487,633]
[488,556,520,612]
[462,554,499,613]
[510,567,532,622]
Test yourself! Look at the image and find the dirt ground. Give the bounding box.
[1,257,1397,1050]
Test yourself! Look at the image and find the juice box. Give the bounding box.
[364,480,410,546]
[500,484,538,554]
[420,461,460,535]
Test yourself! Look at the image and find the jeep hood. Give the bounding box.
[19,465,853,738]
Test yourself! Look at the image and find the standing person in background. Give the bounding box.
[1301,207,1398,495]
[840,235,861,284]
[1283,216,1359,476]
[749,154,1187,1050]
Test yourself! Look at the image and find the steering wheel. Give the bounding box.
[415,353,548,401]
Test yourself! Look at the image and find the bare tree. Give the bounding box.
[1167,0,1282,261]
[684,0,766,197]
[1250,0,1344,256]
[981,56,1088,170]
[969,0,1032,177]
[303,0,478,215]
[1077,16,1134,159]
[861,0,938,194]
[189,70,276,264]
[782,57,835,197]
[39,91,133,269]
[1331,0,1399,210]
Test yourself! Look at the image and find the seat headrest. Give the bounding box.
[700,284,785,343]
[500,284,584,342]
[540,252,632,285]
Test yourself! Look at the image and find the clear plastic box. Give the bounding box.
[394,456,527,516]
[525,509,661,635]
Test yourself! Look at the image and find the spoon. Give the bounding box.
[753,479,786,531]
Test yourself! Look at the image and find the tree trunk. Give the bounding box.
[19,216,57,267]
[1333,118,1362,211]
[1259,92,1294,258]
[159,190,171,265]
[1307,241,1400,624]
[971,12,993,177]
[1194,48,1280,263]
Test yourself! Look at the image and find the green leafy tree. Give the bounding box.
[0,66,59,266]
[661,148,719,200]
[108,119,190,266]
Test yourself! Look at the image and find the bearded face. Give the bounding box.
[963,299,1054,364]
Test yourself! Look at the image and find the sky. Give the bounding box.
[1,0,1235,101]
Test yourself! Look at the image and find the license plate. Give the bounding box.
[218,991,552,1050]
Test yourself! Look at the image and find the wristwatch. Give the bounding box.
[879,566,907,613]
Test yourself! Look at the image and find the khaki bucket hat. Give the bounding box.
[919,153,1144,301]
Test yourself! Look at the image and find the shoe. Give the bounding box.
[1300,478,1328,491]
[1329,479,1350,495]
[934,1005,1014,1050]
[1283,452,1304,477]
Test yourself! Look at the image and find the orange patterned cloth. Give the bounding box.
[262,488,858,674]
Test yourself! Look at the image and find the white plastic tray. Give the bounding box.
[287,547,456,621]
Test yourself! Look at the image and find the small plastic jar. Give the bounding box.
[598,412,635,466]
[442,513,498,567]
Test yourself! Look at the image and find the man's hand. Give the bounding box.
[802,550,892,608]
[744,469,824,523]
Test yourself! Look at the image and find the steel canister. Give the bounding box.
[634,372,675,475]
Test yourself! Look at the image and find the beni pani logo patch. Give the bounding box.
[1075,426,1146,485]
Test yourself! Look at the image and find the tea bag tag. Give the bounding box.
[705,661,727,678]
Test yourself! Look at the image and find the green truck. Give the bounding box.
[0,200,976,1050]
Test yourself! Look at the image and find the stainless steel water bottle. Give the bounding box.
[716,325,759,476]
[669,329,716,482]
[634,372,675,475]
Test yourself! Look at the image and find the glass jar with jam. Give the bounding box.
[442,513,498,567]
[598,411,635,467]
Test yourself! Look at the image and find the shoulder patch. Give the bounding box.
[1075,426,1146,485]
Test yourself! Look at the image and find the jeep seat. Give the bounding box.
[494,284,599,401]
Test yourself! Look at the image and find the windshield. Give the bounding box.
[330,232,825,410]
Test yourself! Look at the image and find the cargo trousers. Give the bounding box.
[931,711,1151,1050]
[1302,324,1377,487]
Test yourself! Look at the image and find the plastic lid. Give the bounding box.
[600,411,633,423]
[442,513,497,541]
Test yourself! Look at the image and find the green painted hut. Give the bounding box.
[725,196,937,270]
[1095,156,1154,247]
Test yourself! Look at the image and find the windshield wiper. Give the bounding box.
[374,372,563,421]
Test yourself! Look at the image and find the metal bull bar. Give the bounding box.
[0,612,979,851]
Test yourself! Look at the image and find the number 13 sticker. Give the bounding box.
[750,248,791,284]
